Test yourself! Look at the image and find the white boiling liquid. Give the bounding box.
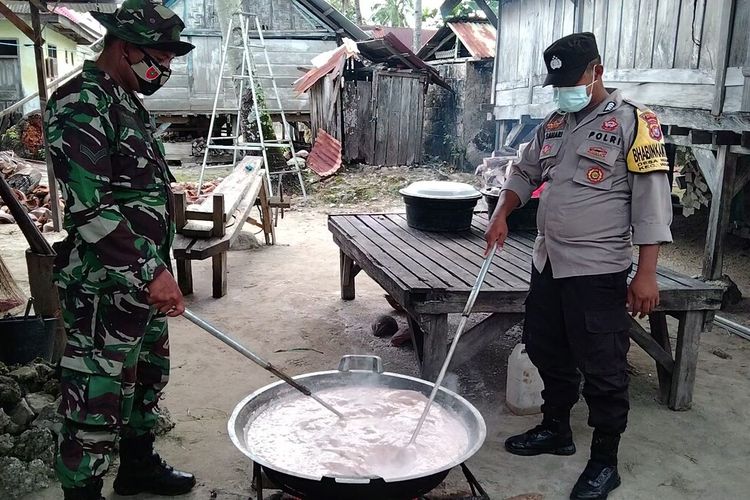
[244,387,470,479]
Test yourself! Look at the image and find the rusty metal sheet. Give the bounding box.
[448,21,496,59]
[307,128,342,177]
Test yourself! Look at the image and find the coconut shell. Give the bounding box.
[371,315,399,338]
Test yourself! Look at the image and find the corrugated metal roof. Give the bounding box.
[307,128,342,177]
[3,2,118,15]
[448,21,496,59]
[360,25,438,51]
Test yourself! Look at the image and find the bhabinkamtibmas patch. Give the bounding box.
[626,109,669,174]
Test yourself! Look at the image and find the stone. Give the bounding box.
[10,428,54,464]
[0,361,7,376]
[5,422,23,436]
[0,456,52,500]
[153,406,176,436]
[0,409,10,434]
[9,399,34,427]
[0,433,13,456]
[371,315,399,338]
[0,375,23,408]
[230,229,262,251]
[34,362,56,384]
[24,393,54,416]
[31,397,63,434]
[42,378,60,398]
[8,366,43,393]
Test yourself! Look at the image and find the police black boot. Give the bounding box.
[505,416,576,456]
[113,433,196,496]
[62,477,104,500]
[570,431,622,499]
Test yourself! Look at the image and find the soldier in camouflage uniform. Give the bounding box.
[44,1,195,498]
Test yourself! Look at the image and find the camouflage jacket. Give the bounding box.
[45,60,174,294]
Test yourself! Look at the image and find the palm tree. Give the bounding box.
[413,0,422,51]
[371,0,410,28]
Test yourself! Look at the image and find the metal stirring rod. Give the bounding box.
[183,309,344,419]
[409,242,498,445]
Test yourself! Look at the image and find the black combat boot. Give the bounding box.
[570,431,622,499]
[62,477,104,500]
[113,433,196,496]
[505,416,576,456]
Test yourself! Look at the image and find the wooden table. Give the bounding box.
[328,212,724,411]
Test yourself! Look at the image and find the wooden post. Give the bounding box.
[29,1,62,231]
[174,192,186,232]
[419,314,448,382]
[648,313,673,404]
[702,145,738,280]
[176,259,193,296]
[711,0,737,115]
[340,251,358,301]
[25,250,65,362]
[212,252,227,298]
[670,311,705,410]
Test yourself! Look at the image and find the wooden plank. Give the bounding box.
[670,311,706,410]
[702,146,738,279]
[385,215,522,288]
[629,317,675,373]
[373,73,390,165]
[674,0,706,69]
[186,157,262,216]
[449,313,524,369]
[616,82,714,110]
[415,80,426,164]
[618,0,640,69]
[699,0,724,70]
[728,0,750,66]
[649,312,673,404]
[691,148,721,195]
[712,0,737,114]
[591,0,609,64]
[212,194,225,238]
[604,0,623,68]
[0,2,36,40]
[653,0,681,68]
[379,76,408,165]
[340,250,358,300]
[174,191,186,231]
[396,77,414,165]
[580,0,595,32]
[634,0,658,69]
[356,215,459,289]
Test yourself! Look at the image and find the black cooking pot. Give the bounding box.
[229,355,486,500]
[482,188,539,231]
[400,181,482,232]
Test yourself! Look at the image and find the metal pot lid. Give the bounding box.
[399,181,481,200]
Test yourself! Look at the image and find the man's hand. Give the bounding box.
[484,215,508,255]
[627,271,659,319]
[147,270,185,317]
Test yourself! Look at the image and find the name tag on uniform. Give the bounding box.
[576,142,619,166]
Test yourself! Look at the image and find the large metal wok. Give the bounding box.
[228,355,487,500]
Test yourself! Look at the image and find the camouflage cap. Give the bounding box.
[91,0,194,56]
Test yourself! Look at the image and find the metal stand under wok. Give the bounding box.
[252,462,490,500]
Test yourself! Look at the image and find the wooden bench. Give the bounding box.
[172,157,275,298]
[328,212,725,411]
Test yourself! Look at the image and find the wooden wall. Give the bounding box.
[313,70,427,166]
[493,0,750,127]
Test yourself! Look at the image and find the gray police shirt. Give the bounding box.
[502,89,673,278]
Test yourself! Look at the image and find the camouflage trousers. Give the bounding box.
[55,286,170,488]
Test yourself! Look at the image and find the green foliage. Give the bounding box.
[372,0,411,27]
[328,0,357,21]
[1,126,21,152]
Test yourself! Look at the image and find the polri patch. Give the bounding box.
[587,146,609,160]
[587,130,622,146]
[586,166,605,184]
[541,143,553,155]
[640,111,663,140]
[601,117,619,132]
[546,115,566,131]
[603,101,616,112]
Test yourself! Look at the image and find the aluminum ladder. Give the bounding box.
[197,11,307,199]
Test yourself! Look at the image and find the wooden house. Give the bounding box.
[143,0,368,128]
[419,17,497,168]
[490,0,750,280]
[296,34,450,167]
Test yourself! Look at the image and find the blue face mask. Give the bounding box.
[553,70,597,113]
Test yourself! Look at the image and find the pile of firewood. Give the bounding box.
[171,179,221,205]
[0,152,59,232]
[680,160,710,217]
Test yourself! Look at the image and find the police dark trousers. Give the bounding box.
[524,262,631,435]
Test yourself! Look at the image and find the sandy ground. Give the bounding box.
[2,195,749,499]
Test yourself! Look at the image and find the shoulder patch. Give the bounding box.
[603,101,616,112]
[626,108,669,174]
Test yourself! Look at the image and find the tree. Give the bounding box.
[413,0,422,51]
[329,0,357,22]
[371,0,410,28]
[354,0,362,24]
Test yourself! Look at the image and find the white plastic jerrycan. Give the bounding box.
[506,343,544,415]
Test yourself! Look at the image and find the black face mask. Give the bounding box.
[129,50,171,96]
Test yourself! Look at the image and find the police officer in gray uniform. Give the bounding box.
[485,33,673,499]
